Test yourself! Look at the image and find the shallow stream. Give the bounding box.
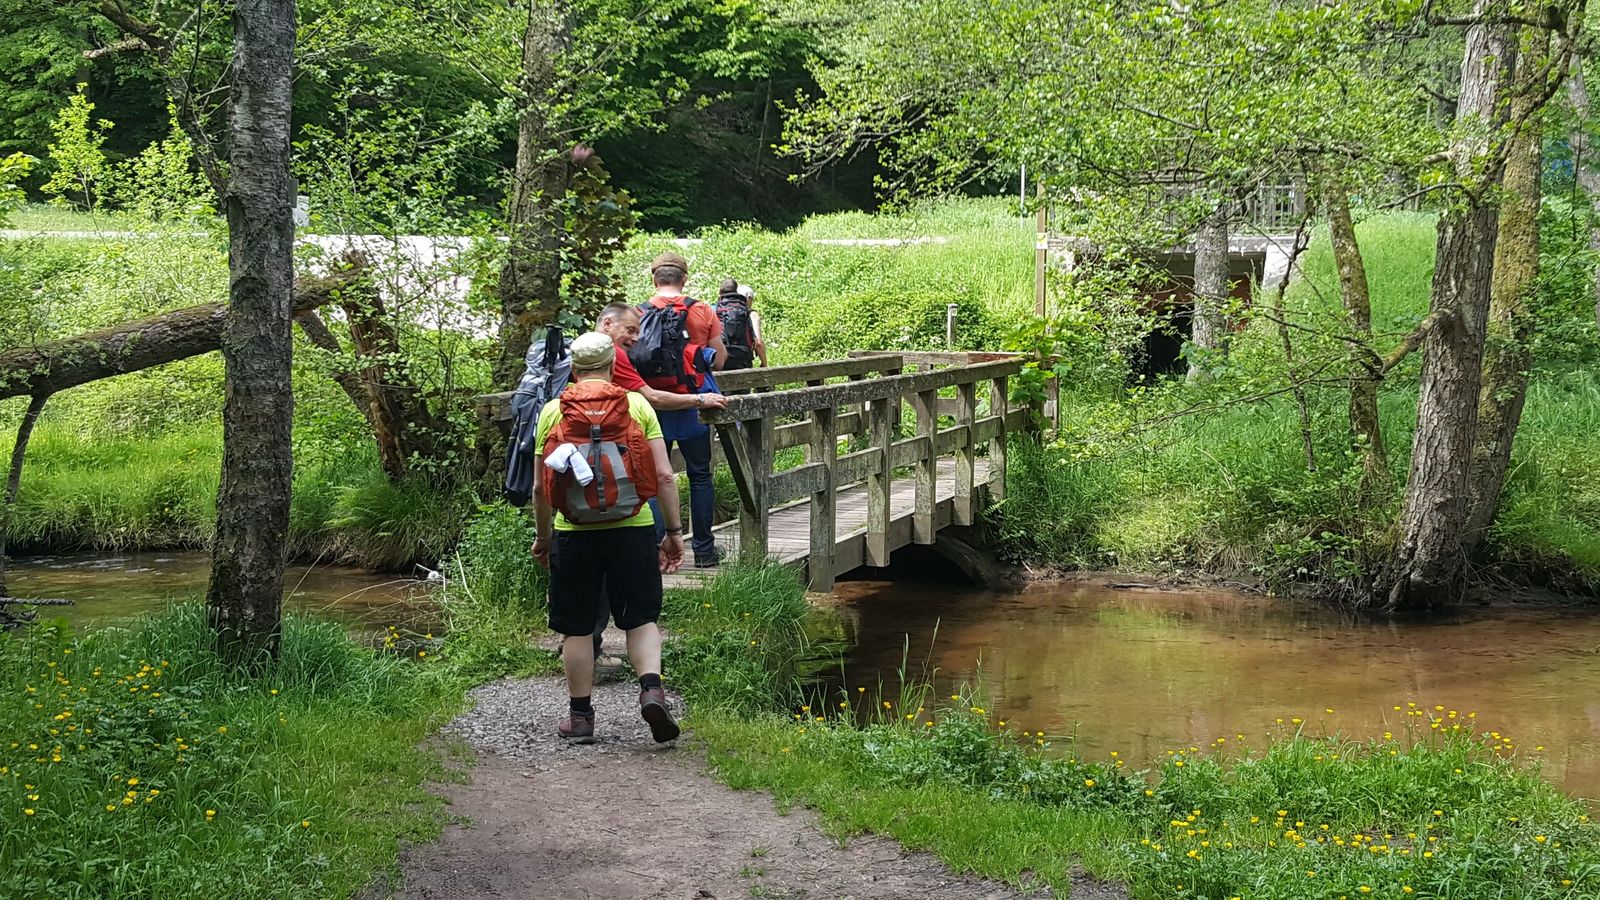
[11,552,1599,799]
[825,578,1600,800]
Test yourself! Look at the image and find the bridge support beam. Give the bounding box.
[807,406,837,591]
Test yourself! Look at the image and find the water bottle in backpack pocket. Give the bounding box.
[539,381,659,524]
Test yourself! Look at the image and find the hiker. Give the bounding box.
[715,278,768,370]
[627,252,726,568]
[530,331,685,745]
[585,303,729,656]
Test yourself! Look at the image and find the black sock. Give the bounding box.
[639,673,662,691]
[569,695,593,715]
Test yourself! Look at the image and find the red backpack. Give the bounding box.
[540,381,658,524]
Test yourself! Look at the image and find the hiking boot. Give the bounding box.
[639,687,680,743]
[558,711,595,744]
[693,550,720,569]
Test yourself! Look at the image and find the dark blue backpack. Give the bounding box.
[628,297,702,391]
[503,326,572,506]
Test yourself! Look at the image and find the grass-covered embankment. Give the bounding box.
[619,559,1600,898]
[0,607,467,898]
[1,423,468,568]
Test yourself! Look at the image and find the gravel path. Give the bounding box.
[377,673,1129,900]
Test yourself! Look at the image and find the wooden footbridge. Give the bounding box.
[479,351,1047,592]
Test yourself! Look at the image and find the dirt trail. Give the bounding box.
[377,676,1128,900]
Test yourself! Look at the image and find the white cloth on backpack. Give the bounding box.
[544,442,595,485]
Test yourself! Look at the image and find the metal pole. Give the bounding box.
[945,303,958,349]
[1033,180,1047,317]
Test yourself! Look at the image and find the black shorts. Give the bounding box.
[548,526,663,636]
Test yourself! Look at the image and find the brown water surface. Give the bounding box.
[7,551,436,633]
[829,578,1600,800]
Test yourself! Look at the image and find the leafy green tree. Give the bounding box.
[41,91,113,211]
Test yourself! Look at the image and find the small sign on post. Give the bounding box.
[945,303,958,349]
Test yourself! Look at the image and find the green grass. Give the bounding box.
[3,422,466,568]
[619,197,1031,363]
[0,606,467,899]
[4,203,208,234]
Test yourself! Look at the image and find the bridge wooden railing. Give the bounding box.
[701,351,1030,590]
[475,349,1041,591]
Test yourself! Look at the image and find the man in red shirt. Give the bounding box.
[643,251,728,374]
[596,303,727,414]
[596,296,725,567]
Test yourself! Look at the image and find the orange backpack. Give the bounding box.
[540,381,658,524]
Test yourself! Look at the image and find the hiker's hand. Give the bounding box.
[531,537,551,570]
[660,533,685,574]
[700,393,728,410]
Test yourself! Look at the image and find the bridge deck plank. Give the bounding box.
[662,458,990,590]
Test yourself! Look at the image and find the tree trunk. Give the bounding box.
[207,0,296,664]
[0,268,359,401]
[1376,17,1513,614]
[1566,66,1600,331]
[1187,208,1230,382]
[495,0,571,388]
[1324,178,1387,496]
[1467,31,1551,548]
[1265,215,1316,471]
[0,394,51,599]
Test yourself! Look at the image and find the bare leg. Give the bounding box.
[624,622,663,678]
[563,634,596,699]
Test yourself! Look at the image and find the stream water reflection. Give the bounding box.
[7,552,436,633]
[827,578,1600,800]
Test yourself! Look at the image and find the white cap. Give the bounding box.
[736,284,755,299]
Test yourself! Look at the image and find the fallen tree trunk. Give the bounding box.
[0,265,363,401]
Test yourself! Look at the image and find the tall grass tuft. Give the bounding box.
[662,564,811,713]
[435,503,557,679]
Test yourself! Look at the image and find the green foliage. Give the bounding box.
[0,152,35,223]
[0,607,465,899]
[661,564,810,713]
[434,504,556,680]
[41,91,113,211]
[991,208,1600,591]
[560,152,638,319]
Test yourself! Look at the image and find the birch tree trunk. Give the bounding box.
[1566,66,1600,330]
[1324,179,1387,496]
[206,0,297,664]
[1187,209,1230,382]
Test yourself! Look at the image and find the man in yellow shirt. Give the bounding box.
[531,332,685,744]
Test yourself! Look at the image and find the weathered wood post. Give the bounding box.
[807,405,838,591]
[865,395,895,567]
[954,381,977,526]
[910,388,938,544]
[732,418,772,565]
[989,376,1009,502]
